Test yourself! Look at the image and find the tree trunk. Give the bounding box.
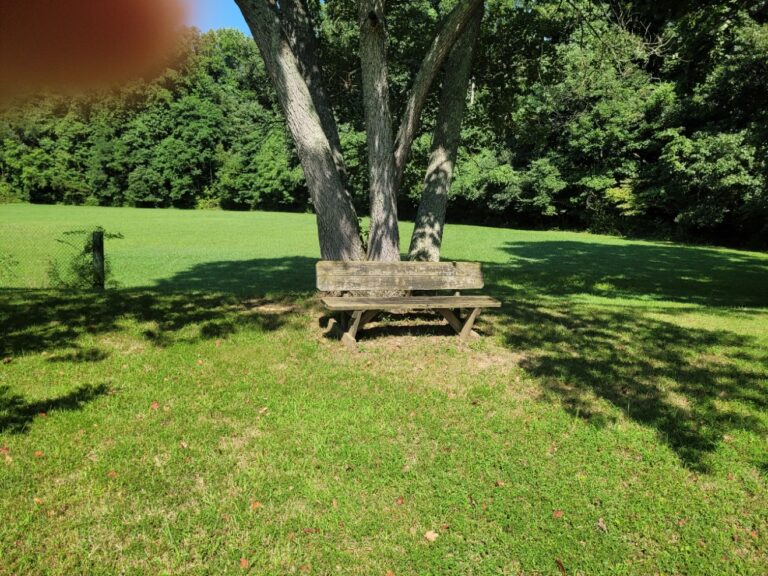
[280,0,347,182]
[393,0,484,190]
[409,5,482,262]
[359,0,400,261]
[236,0,363,261]
[235,0,484,262]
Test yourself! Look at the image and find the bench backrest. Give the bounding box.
[316,261,484,292]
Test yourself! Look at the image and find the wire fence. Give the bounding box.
[0,213,317,294]
[0,227,107,290]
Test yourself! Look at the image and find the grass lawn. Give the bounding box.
[1,204,767,575]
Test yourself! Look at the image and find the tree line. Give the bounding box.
[1,0,766,250]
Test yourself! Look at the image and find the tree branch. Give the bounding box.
[393,0,483,188]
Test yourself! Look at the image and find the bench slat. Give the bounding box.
[321,295,501,311]
[317,261,484,291]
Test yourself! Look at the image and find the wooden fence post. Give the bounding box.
[92,230,105,290]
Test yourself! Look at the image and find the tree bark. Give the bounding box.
[280,0,347,181]
[393,0,484,190]
[235,0,363,261]
[359,0,400,261]
[409,4,482,262]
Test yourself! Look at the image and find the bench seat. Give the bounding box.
[321,295,501,311]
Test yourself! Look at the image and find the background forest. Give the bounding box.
[1,0,766,248]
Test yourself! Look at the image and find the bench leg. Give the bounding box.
[438,309,463,333]
[360,310,378,326]
[439,308,480,340]
[341,310,364,352]
[453,291,463,322]
[460,308,481,341]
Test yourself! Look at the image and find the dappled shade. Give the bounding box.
[0,383,108,434]
[492,240,768,308]
[483,240,768,469]
[1,241,765,471]
[501,299,767,471]
[0,289,297,358]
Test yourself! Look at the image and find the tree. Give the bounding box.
[4,0,767,249]
[234,0,484,261]
[235,0,364,261]
[409,5,483,261]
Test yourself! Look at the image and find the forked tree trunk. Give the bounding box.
[409,5,482,262]
[359,0,400,261]
[235,0,483,262]
[236,0,363,261]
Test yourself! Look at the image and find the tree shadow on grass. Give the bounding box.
[0,289,293,357]
[487,240,768,308]
[152,256,316,294]
[46,347,110,363]
[3,246,766,470]
[0,258,316,358]
[482,241,768,471]
[0,382,109,434]
[501,300,767,470]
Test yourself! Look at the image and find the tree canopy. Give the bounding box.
[1,0,766,248]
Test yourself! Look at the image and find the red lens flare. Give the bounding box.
[0,0,188,99]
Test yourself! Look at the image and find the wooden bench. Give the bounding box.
[317,261,501,351]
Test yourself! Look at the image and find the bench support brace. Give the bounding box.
[338,307,482,351]
[340,310,379,352]
[340,311,361,351]
[459,307,481,341]
[439,308,480,341]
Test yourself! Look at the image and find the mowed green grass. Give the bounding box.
[1,204,767,575]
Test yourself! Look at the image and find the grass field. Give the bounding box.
[1,204,767,575]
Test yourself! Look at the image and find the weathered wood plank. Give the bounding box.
[341,310,364,352]
[321,295,501,311]
[439,308,480,339]
[346,310,364,339]
[459,307,482,341]
[319,276,482,291]
[317,261,484,291]
[438,308,463,333]
[317,261,482,276]
[341,332,358,352]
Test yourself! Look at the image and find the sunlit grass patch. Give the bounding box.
[1,205,767,574]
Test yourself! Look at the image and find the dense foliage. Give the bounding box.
[0,29,304,212]
[1,0,766,247]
